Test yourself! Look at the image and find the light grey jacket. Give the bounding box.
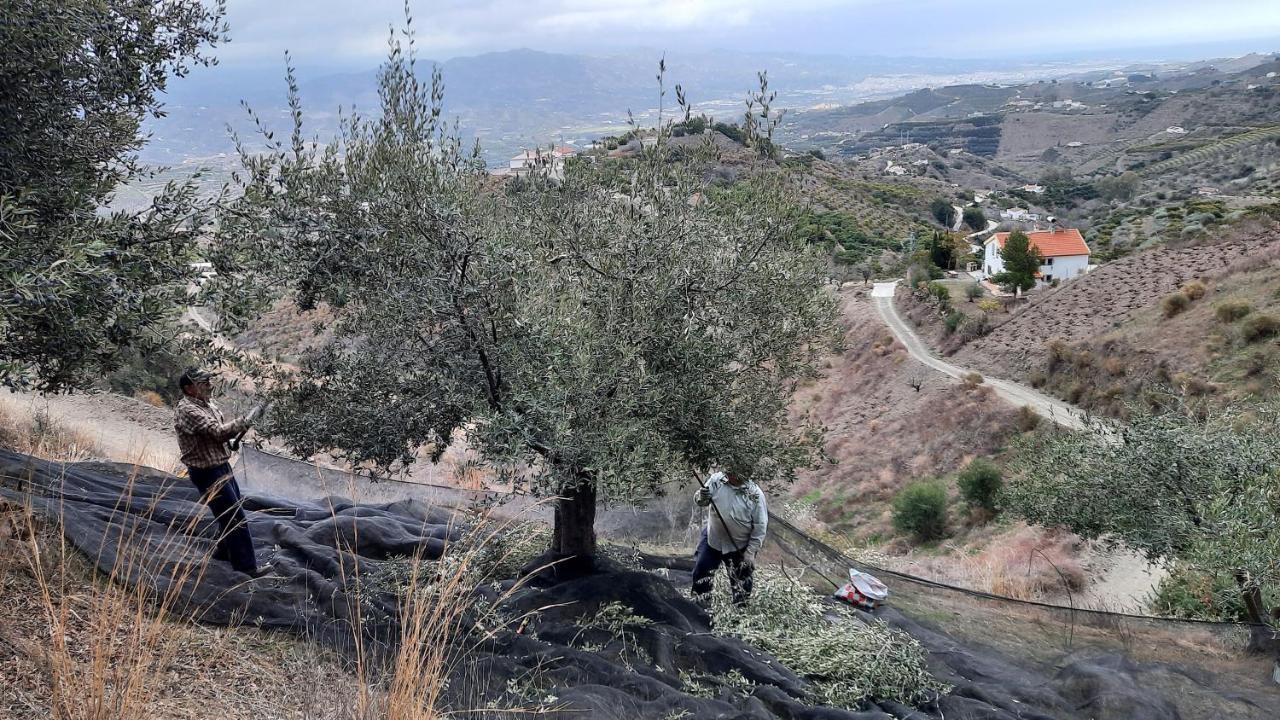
[697,472,768,557]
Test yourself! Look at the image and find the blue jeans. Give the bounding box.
[187,463,257,572]
[691,528,753,605]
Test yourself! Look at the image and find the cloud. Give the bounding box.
[213,0,1280,67]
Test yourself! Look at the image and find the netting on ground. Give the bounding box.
[239,445,1280,715]
[8,443,1280,718]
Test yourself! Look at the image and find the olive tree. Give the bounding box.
[208,37,840,570]
[1005,403,1280,645]
[0,0,226,391]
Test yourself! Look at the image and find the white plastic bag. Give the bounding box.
[833,568,889,610]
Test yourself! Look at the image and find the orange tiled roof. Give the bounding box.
[987,228,1090,257]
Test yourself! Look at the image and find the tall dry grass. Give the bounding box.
[2,400,560,717]
[332,495,559,719]
[7,465,233,719]
[861,524,1086,603]
[2,496,372,719]
[0,403,104,463]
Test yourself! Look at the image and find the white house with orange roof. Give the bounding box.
[983,227,1091,284]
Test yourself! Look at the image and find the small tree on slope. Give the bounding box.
[207,37,840,569]
[992,230,1043,292]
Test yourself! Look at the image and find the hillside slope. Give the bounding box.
[790,286,1019,534]
[955,228,1278,372]
[950,223,1280,415]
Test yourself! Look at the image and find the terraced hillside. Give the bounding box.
[786,54,1280,197]
[1139,124,1280,178]
[796,159,943,258]
[953,228,1280,379]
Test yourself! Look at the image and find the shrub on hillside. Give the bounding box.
[134,390,167,408]
[906,263,932,288]
[964,283,983,301]
[1180,280,1206,300]
[712,122,746,144]
[1214,299,1252,323]
[892,481,949,542]
[977,297,1001,314]
[1015,405,1041,432]
[1046,339,1071,372]
[957,459,1002,512]
[958,312,991,341]
[1149,565,1266,622]
[944,310,965,335]
[962,371,984,386]
[101,340,197,405]
[1161,292,1189,318]
[962,206,986,232]
[1241,313,1280,343]
[930,198,954,227]
[926,281,950,307]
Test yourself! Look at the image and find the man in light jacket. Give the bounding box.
[692,468,768,605]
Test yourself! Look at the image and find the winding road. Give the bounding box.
[871,281,1087,430]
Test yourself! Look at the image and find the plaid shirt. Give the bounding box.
[174,396,249,469]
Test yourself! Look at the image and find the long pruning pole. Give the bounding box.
[229,401,272,451]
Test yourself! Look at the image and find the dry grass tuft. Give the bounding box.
[1162,292,1190,318]
[0,404,104,463]
[1181,280,1207,301]
[877,524,1085,602]
[133,390,168,409]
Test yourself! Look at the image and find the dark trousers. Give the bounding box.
[187,463,257,572]
[691,528,753,605]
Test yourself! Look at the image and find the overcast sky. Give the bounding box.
[214,0,1280,68]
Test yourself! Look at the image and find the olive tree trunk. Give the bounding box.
[1235,570,1280,659]
[551,478,597,574]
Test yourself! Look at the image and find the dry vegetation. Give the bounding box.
[934,224,1280,416]
[861,524,1086,603]
[779,288,1103,601]
[233,300,336,363]
[0,391,180,473]
[1023,234,1280,416]
[0,502,371,720]
[790,288,1020,536]
[0,399,556,719]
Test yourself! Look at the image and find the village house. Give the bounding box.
[983,227,1091,284]
[1000,207,1040,222]
[508,145,577,178]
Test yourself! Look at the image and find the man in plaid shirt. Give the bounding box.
[175,368,271,577]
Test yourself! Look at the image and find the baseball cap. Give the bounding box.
[179,367,220,388]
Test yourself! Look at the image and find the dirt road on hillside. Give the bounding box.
[871,282,1087,430]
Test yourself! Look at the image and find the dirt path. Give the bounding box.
[1073,544,1170,613]
[870,281,1088,430]
[0,389,181,472]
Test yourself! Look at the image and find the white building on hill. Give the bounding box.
[508,145,577,179]
[983,228,1091,284]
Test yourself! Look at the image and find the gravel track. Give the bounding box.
[871,281,1088,430]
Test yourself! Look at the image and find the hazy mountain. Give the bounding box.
[142,48,1100,167]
